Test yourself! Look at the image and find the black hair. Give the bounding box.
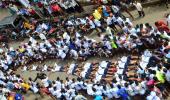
[117,85,121,89]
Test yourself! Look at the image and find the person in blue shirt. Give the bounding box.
[117,85,130,100]
[69,40,77,50]
[94,95,103,100]
[102,6,109,17]
[15,93,23,100]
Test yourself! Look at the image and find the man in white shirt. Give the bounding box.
[146,91,160,100]
[164,68,170,83]
[74,92,87,100]
[55,78,62,90]
[52,87,61,98]
[70,49,78,60]
[39,32,47,40]
[132,1,145,17]
[106,16,117,32]
[57,49,66,60]
[166,14,170,26]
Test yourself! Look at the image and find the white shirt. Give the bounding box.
[167,15,170,24]
[129,28,137,36]
[58,49,66,59]
[68,63,76,74]
[86,84,94,95]
[111,87,120,98]
[166,70,170,82]
[49,87,54,94]
[103,89,113,99]
[106,27,113,39]
[106,17,112,25]
[111,5,119,13]
[94,19,101,27]
[39,33,46,40]
[111,16,116,23]
[75,81,83,90]
[53,63,61,72]
[146,91,160,100]
[53,89,61,98]
[133,2,143,11]
[89,20,96,29]
[65,80,72,87]
[116,17,124,25]
[105,41,112,50]
[55,81,62,90]
[70,49,78,59]
[31,65,37,70]
[42,65,48,71]
[31,85,39,93]
[42,78,49,87]
[29,37,37,44]
[45,40,52,48]
[63,32,70,41]
[41,23,48,30]
[100,61,108,68]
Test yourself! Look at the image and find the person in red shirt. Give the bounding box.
[51,4,64,16]
[155,20,170,34]
[155,20,167,26]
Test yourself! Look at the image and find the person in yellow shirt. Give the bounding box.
[23,21,34,30]
[156,70,165,83]
[20,82,30,91]
[18,46,25,53]
[93,10,102,20]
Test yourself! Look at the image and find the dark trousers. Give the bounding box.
[138,10,145,17]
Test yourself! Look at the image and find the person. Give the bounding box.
[132,1,145,17]
[2,2,170,100]
[120,0,134,20]
[166,13,170,26]
[74,92,87,100]
[94,95,103,100]
[146,91,160,100]
[160,0,169,8]
[155,20,170,34]
[164,68,170,83]
[117,85,130,100]
[15,93,24,100]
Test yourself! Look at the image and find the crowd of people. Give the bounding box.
[0,0,83,18]
[0,0,170,100]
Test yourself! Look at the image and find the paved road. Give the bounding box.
[131,4,170,25]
